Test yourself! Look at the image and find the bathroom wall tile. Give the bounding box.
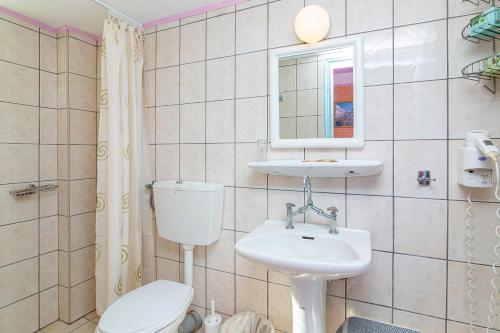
[235,232,268,280]
[181,13,207,25]
[157,20,179,32]
[347,251,393,306]
[0,143,38,184]
[179,144,205,181]
[41,34,57,73]
[207,229,235,273]
[0,102,38,144]
[347,141,393,196]
[69,179,97,215]
[40,145,57,181]
[268,283,293,332]
[40,286,58,328]
[268,270,291,287]
[207,13,236,59]
[304,149,346,193]
[236,51,267,98]
[393,310,446,333]
[40,180,58,218]
[235,96,267,142]
[0,19,39,68]
[207,269,235,315]
[156,105,179,144]
[58,285,69,322]
[180,103,205,143]
[297,116,318,138]
[394,140,447,199]
[70,278,96,321]
[394,254,446,317]
[144,70,155,107]
[69,74,96,111]
[69,38,96,78]
[394,20,448,83]
[359,29,393,86]
[180,21,206,64]
[448,261,500,329]
[58,180,69,217]
[394,80,447,140]
[448,0,491,17]
[347,195,393,252]
[206,100,235,143]
[206,144,235,186]
[395,197,447,259]
[236,5,268,54]
[446,320,490,333]
[297,62,318,90]
[0,61,39,106]
[236,276,267,316]
[180,62,205,103]
[143,32,156,71]
[394,0,447,26]
[207,57,235,101]
[208,4,235,17]
[40,108,57,144]
[267,148,305,191]
[184,265,206,307]
[305,192,345,227]
[156,28,179,68]
[223,187,235,230]
[363,85,393,141]
[235,143,267,188]
[0,294,39,333]
[268,189,304,222]
[156,237,180,261]
[347,0,392,34]
[235,187,267,232]
[70,246,95,286]
[449,78,500,139]
[296,89,317,117]
[268,0,303,48]
[40,71,57,108]
[156,144,179,181]
[0,258,38,308]
[346,300,393,325]
[237,0,267,10]
[156,66,179,106]
[0,219,38,267]
[58,73,68,109]
[327,279,345,298]
[279,65,296,92]
[70,212,95,251]
[40,216,58,254]
[326,296,346,333]
[0,184,38,226]
[448,15,493,79]
[449,201,500,266]
[180,244,206,267]
[40,251,58,290]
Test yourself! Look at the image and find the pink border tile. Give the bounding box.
[0,0,249,41]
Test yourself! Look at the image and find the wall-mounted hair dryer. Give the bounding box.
[458,130,499,188]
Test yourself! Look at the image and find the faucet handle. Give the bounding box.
[327,206,339,215]
[286,203,296,211]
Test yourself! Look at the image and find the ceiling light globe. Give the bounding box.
[294,5,330,44]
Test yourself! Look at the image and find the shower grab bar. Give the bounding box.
[10,183,58,198]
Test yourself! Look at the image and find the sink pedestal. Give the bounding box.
[291,278,327,333]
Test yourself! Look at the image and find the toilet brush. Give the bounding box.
[204,300,222,333]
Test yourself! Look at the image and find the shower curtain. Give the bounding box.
[95,19,151,314]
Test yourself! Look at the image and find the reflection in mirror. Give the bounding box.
[278,47,354,140]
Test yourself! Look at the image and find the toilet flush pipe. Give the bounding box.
[182,244,194,287]
[178,310,203,333]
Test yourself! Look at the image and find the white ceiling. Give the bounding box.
[0,0,219,35]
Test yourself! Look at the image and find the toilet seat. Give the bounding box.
[97,280,193,333]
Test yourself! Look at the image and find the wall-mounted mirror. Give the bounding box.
[270,37,364,148]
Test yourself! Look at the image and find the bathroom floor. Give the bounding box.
[37,312,100,333]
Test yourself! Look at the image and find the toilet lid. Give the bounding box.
[98,280,193,333]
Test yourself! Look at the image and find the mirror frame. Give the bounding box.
[269,37,364,148]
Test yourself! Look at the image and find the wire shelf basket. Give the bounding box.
[462,4,500,43]
[10,183,58,198]
[462,54,500,92]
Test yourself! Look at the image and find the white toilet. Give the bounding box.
[97,181,224,333]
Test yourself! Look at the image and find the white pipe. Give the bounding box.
[182,244,194,287]
[92,0,143,29]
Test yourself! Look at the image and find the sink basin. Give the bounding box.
[235,220,371,279]
[235,220,372,333]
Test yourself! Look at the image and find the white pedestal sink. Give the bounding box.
[235,220,371,333]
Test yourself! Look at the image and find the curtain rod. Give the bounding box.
[92,0,143,29]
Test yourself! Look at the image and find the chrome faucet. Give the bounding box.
[285,175,339,234]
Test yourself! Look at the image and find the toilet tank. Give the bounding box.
[153,181,224,246]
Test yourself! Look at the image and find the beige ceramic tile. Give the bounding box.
[40,251,58,290]
[207,269,235,315]
[0,102,38,143]
[40,108,58,144]
[268,283,292,332]
[347,0,392,34]
[69,38,97,78]
[0,184,38,226]
[156,105,179,144]
[0,143,38,184]
[179,103,205,143]
[180,62,206,104]
[236,5,267,54]
[40,216,58,254]
[206,143,235,186]
[179,144,205,181]
[69,179,97,215]
[41,71,58,108]
[206,229,235,273]
[0,61,39,106]
[40,145,58,181]
[70,246,95,286]
[346,300,392,324]
[236,275,267,316]
[0,219,38,267]
[206,100,234,143]
[206,57,235,101]
[69,74,96,111]
[70,212,95,251]
[235,187,267,232]
[70,278,96,321]
[40,286,59,328]
[0,294,39,333]
[207,13,235,58]
[0,19,39,68]
[268,0,303,48]
[235,51,267,98]
[235,97,267,143]
[180,21,206,64]
[156,28,179,68]
[393,310,446,333]
[235,143,267,188]
[70,145,97,179]
[157,257,180,282]
[156,144,180,181]
[0,258,38,308]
